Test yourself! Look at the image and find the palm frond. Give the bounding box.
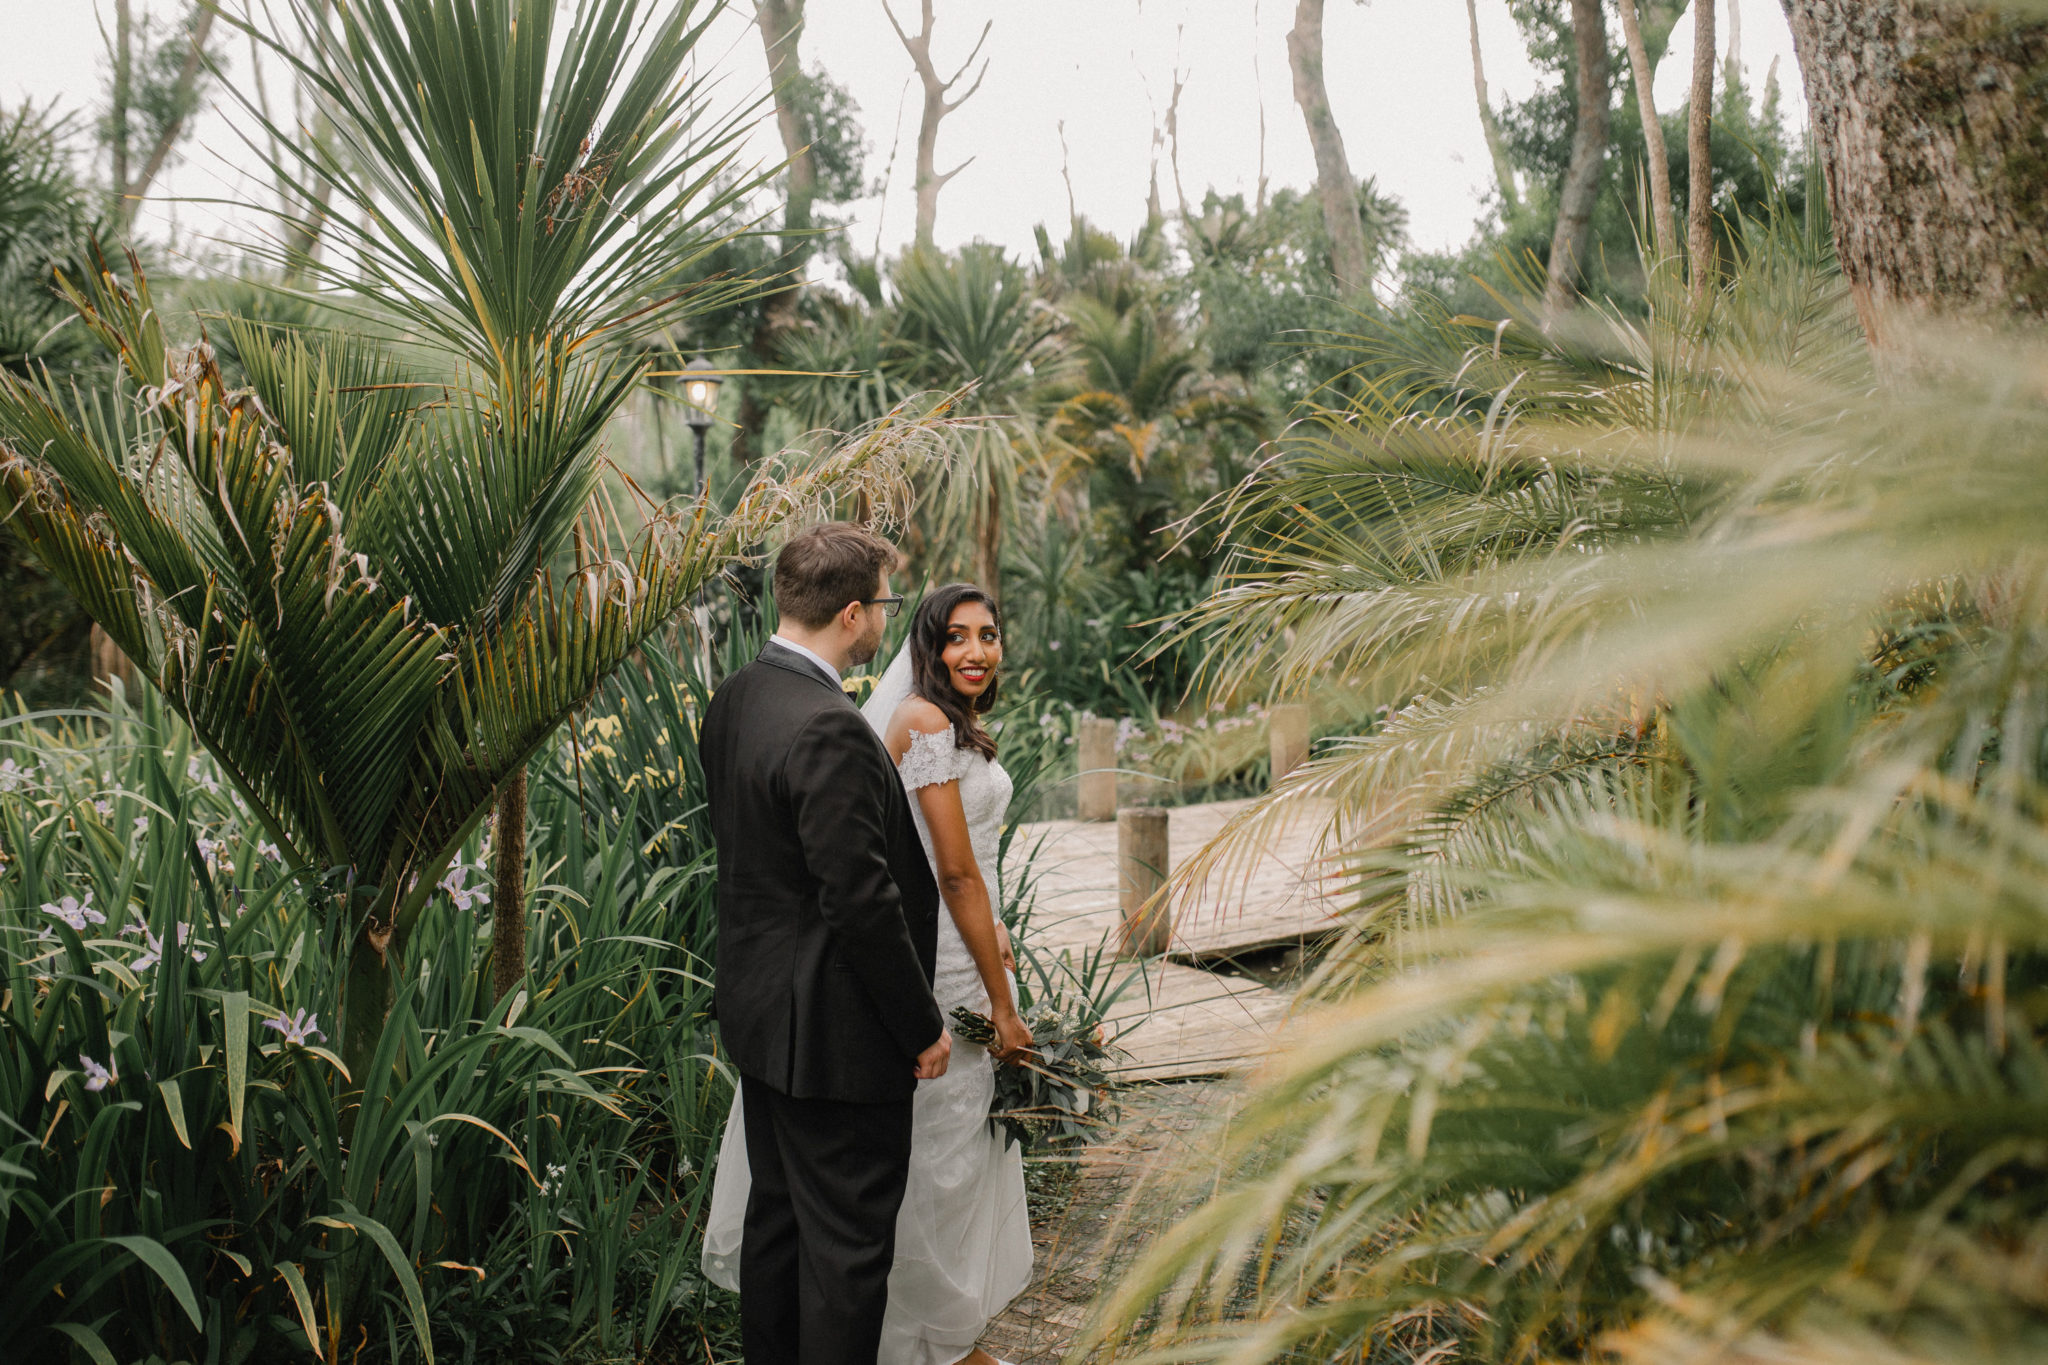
[1090,214,2048,1362]
[223,0,770,368]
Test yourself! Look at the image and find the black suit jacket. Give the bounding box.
[699,641,944,1102]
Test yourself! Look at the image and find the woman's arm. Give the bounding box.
[889,702,1032,1060]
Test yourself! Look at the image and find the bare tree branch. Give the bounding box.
[942,19,992,91]
[887,0,990,249]
[1466,0,1520,214]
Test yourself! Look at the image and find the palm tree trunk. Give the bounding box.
[341,900,396,1084]
[1618,0,1678,263]
[1287,0,1370,295]
[1687,0,1718,295]
[1782,0,2048,328]
[1465,0,1520,214]
[490,767,529,1001]
[89,623,136,697]
[1542,0,1613,317]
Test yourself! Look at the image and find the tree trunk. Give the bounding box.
[755,0,814,331]
[1254,0,1271,212]
[1619,0,1678,262]
[121,5,220,226]
[1466,0,1521,214]
[110,0,132,220]
[1688,0,1718,294]
[281,171,337,284]
[89,623,137,698]
[1166,62,1193,222]
[1542,0,1613,316]
[734,0,815,467]
[490,766,528,1002]
[1782,0,2048,324]
[974,481,1001,605]
[1146,117,1164,224]
[885,0,990,250]
[1287,0,1370,295]
[340,898,396,1085]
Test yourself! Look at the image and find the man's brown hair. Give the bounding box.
[773,523,899,630]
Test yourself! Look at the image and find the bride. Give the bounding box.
[704,582,1036,1365]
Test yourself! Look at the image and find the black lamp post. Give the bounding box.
[681,355,721,497]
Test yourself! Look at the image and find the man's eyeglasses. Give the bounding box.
[861,595,905,618]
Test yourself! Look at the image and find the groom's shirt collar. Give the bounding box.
[767,634,841,687]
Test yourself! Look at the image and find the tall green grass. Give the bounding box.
[0,679,729,1363]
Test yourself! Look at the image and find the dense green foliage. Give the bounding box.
[0,104,111,707]
[18,5,1999,1364]
[0,680,728,1362]
[1087,207,2048,1364]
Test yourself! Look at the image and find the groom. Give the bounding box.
[699,523,951,1365]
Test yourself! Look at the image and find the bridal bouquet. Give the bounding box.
[950,1005,1120,1151]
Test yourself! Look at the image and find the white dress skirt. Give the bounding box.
[702,727,1032,1365]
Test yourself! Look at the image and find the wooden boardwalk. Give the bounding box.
[1011,798,1343,1080]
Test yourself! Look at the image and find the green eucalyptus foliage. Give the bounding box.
[0,683,730,1363]
[1087,209,2048,1364]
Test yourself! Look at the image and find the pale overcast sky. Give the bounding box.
[2,1,1802,270]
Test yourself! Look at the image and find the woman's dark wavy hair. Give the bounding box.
[909,583,1002,759]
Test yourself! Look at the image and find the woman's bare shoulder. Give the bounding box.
[884,694,953,759]
[894,694,951,735]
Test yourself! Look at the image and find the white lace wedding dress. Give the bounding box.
[700,721,1033,1365]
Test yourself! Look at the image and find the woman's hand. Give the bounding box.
[991,1006,1034,1063]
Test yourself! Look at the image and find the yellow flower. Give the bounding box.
[582,714,622,740]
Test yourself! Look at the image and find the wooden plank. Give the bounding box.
[1012,798,1342,961]
[1008,799,1341,1080]
[1098,962,1290,1081]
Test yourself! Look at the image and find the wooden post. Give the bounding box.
[1269,704,1311,787]
[1078,717,1117,821]
[1117,807,1172,958]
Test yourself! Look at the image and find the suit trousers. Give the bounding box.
[739,1073,915,1365]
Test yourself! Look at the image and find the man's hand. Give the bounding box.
[914,1029,952,1080]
